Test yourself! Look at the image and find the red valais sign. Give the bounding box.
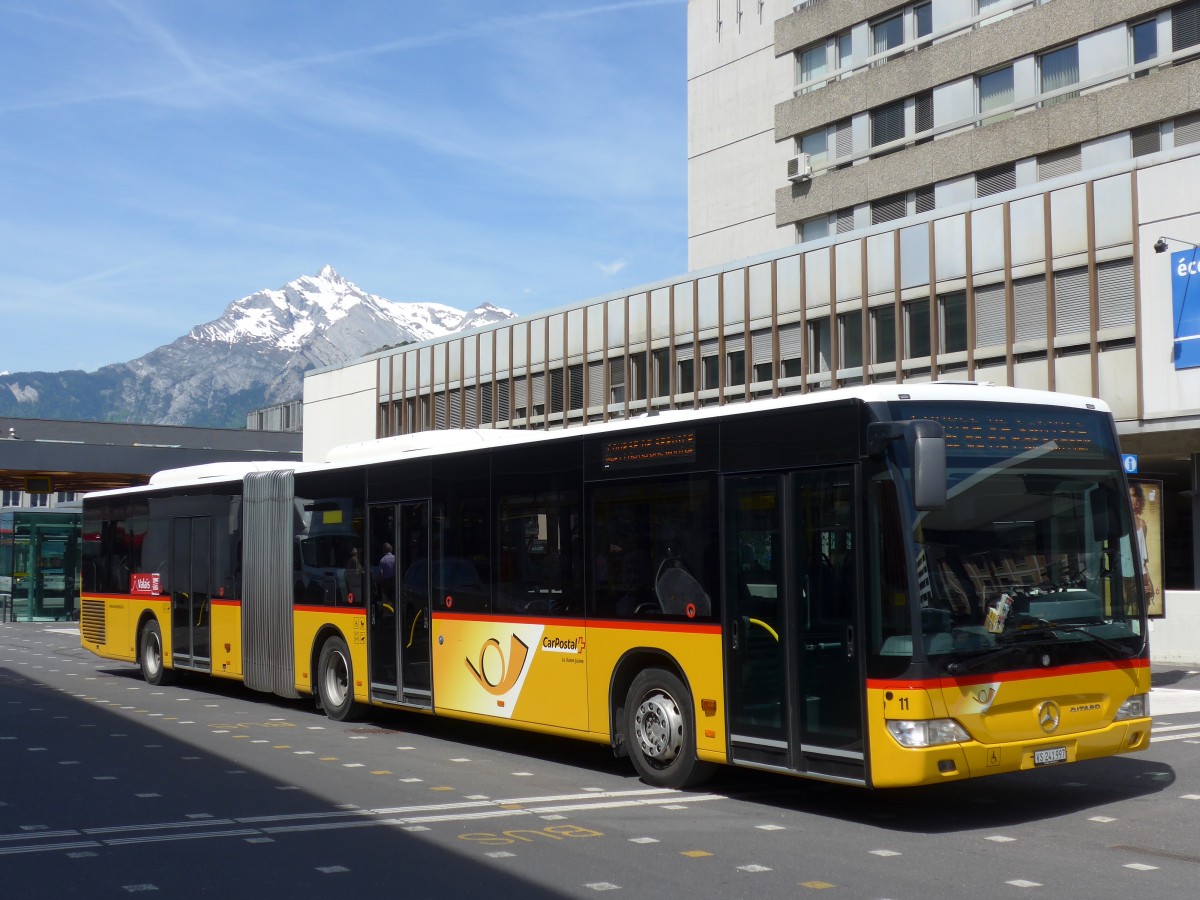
[130,573,161,596]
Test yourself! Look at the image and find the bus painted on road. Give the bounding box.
[79,383,1151,788]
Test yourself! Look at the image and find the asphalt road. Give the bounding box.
[3,622,1199,899]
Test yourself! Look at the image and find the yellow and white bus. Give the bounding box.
[79,383,1151,788]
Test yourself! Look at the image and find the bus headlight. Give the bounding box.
[1114,693,1149,721]
[886,718,971,748]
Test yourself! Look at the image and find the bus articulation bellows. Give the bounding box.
[80,383,1151,788]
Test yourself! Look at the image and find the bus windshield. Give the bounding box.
[870,400,1146,675]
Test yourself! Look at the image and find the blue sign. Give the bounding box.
[1171,248,1200,369]
[1122,453,1138,475]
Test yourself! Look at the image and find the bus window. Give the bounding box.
[588,475,717,620]
[496,490,581,615]
[868,475,913,677]
[291,484,365,607]
[433,465,490,612]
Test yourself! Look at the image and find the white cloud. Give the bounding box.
[597,259,628,277]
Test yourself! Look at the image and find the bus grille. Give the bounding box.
[80,599,106,645]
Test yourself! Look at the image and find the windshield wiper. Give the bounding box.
[945,644,1027,675]
[1009,620,1137,659]
[944,620,1136,675]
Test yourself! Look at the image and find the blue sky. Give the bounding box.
[0,0,687,374]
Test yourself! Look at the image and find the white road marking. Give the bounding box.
[0,786,723,857]
[1150,688,1200,716]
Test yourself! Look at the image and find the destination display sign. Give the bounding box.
[888,401,1110,459]
[603,431,697,469]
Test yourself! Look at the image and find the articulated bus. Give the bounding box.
[79,383,1151,789]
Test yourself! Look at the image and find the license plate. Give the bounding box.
[1034,746,1068,766]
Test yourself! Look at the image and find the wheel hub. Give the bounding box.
[633,691,683,763]
[324,652,349,705]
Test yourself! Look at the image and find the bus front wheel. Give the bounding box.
[139,620,174,686]
[317,636,359,721]
[624,668,714,789]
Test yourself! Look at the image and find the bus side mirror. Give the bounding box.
[910,423,947,511]
[868,419,947,511]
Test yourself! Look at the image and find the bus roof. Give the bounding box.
[84,382,1110,500]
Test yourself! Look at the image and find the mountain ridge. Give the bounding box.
[0,267,514,428]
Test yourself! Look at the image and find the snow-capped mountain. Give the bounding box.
[0,267,515,428]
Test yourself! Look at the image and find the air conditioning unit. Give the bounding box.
[787,153,812,182]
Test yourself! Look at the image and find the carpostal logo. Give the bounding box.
[541,635,586,654]
[466,634,530,695]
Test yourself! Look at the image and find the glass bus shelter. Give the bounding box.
[0,506,81,622]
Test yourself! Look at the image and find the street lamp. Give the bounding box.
[1155,236,1200,254]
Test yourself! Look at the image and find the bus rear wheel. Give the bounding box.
[624,668,714,789]
[317,636,359,722]
[139,620,174,686]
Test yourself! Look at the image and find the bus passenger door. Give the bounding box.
[170,516,211,672]
[725,476,791,770]
[791,466,865,781]
[369,502,432,707]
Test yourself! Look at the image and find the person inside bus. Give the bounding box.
[379,543,395,579]
[375,543,396,614]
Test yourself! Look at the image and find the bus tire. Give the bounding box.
[624,668,715,789]
[317,636,359,722]
[139,619,174,686]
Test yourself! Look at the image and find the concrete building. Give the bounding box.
[0,416,302,499]
[246,399,303,434]
[303,0,1200,662]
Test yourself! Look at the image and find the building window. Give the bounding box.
[750,329,773,385]
[976,163,1016,197]
[872,13,904,61]
[1040,44,1079,106]
[701,353,720,391]
[1131,19,1158,76]
[977,0,1009,20]
[630,354,647,402]
[2,490,21,507]
[837,31,854,68]
[915,185,935,214]
[779,324,803,380]
[801,214,831,243]
[29,493,49,508]
[978,65,1014,124]
[840,311,863,369]
[1013,276,1048,343]
[809,318,832,376]
[608,358,626,405]
[914,91,933,138]
[652,349,671,398]
[677,355,696,395]
[800,128,828,168]
[727,345,746,387]
[872,193,907,225]
[939,292,968,354]
[1178,110,1200,146]
[872,306,897,365]
[1038,146,1082,180]
[1174,0,1200,53]
[915,3,933,41]
[871,100,906,148]
[1131,123,1161,157]
[799,42,829,89]
[906,299,931,359]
